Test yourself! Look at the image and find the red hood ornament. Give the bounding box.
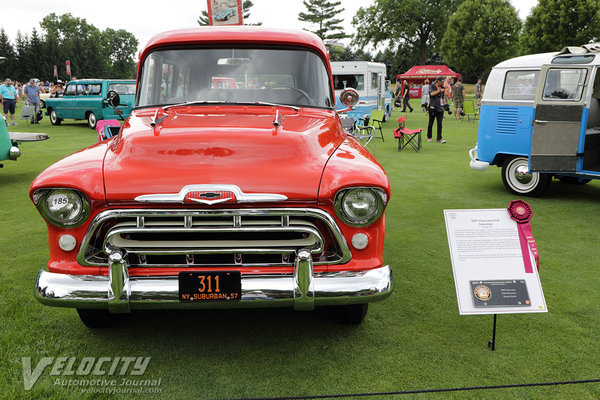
[135,184,287,205]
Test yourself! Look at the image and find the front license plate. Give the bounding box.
[178,271,241,302]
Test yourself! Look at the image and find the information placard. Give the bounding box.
[444,209,547,315]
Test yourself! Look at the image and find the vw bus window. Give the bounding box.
[542,68,587,101]
[502,70,539,100]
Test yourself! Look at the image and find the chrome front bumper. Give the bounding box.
[34,260,392,313]
[469,147,489,171]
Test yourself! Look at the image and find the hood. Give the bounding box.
[103,107,345,205]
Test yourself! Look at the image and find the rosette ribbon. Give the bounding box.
[507,200,539,273]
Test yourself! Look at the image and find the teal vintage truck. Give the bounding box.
[45,79,135,129]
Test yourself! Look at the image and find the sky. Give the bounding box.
[1,0,539,54]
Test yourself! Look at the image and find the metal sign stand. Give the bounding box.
[488,314,498,351]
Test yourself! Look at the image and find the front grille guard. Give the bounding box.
[77,208,352,267]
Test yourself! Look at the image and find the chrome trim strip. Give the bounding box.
[77,208,352,267]
[102,225,324,255]
[34,265,392,310]
[134,184,287,204]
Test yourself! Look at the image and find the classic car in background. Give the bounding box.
[1,115,48,167]
[45,79,135,129]
[31,27,392,328]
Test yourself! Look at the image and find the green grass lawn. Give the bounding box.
[2,103,600,399]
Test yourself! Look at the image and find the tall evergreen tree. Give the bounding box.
[298,0,349,43]
[0,29,16,80]
[520,0,600,54]
[14,32,29,81]
[198,1,261,26]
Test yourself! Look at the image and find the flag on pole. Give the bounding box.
[53,65,58,77]
[66,60,71,77]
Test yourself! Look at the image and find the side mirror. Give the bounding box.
[340,88,359,107]
[107,90,121,108]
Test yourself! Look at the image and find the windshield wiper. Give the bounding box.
[162,100,228,111]
[249,101,300,111]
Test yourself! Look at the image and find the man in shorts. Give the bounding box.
[0,78,18,125]
[452,77,466,120]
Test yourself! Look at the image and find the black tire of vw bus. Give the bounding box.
[76,308,118,329]
[501,156,551,197]
[49,109,62,126]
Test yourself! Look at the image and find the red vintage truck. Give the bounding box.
[31,27,392,327]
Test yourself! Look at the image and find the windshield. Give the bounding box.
[136,48,333,109]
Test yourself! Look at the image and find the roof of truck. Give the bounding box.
[141,27,328,60]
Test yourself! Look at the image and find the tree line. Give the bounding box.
[305,0,600,82]
[3,1,599,85]
[0,13,138,83]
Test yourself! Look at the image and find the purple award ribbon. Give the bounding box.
[507,199,539,274]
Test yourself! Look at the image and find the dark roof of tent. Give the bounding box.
[397,65,461,80]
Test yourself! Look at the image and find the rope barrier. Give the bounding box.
[221,378,600,400]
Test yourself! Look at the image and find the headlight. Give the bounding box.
[33,189,91,228]
[334,187,387,227]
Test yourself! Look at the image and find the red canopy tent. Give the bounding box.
[396,65,461,98]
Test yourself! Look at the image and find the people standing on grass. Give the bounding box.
[452,78,466,120]
[23,79,41,124]
[421,79,430,113]
[427,77,446,144]
[443,77,453,116]
[401,80,413,112]
[0,78,18,126]
[474,78,482,106]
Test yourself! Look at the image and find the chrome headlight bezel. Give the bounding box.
[33,188,91,228]
[334,187,387,227]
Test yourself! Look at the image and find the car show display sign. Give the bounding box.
[207,0,243,25]
[444,202,547,315]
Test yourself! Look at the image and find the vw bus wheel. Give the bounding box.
[87,112,97,129]
[50,110,62,126]
[501,156,551,197]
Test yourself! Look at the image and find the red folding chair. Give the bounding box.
[393,116,422,152]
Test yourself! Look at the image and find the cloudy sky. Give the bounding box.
[1,0,538,53]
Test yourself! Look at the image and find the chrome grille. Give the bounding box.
[78,209,351,267]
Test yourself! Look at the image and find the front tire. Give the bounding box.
[331,303,368,325]
[501,156,551,197]
[87,112,97,129]
[76,309,117,329]
[49,109,62,125]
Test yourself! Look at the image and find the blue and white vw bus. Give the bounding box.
[332,61,393,121]
[469,44,600,196]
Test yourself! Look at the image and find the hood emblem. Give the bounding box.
[135,184,287,205]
